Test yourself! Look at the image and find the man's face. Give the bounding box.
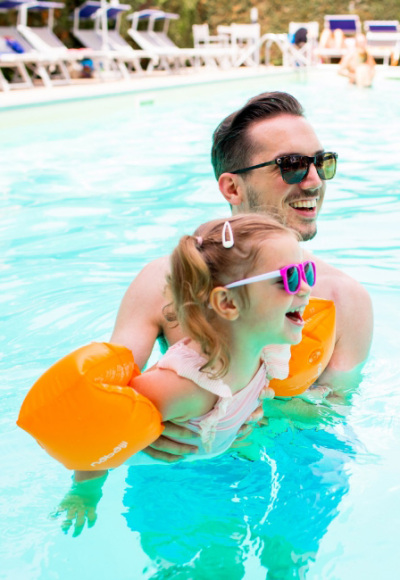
[228,114,327,241]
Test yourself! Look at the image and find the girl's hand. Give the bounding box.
[51,472,108,537]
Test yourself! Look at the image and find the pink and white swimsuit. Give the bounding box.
[126,339,290,465]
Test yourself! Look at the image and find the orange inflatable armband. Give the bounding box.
[17,342,163,470]
[269,298,336,397]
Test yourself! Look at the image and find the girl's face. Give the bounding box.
[237,233,311,347]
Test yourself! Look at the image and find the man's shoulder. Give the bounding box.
[138,255,171,278]
[130,256,171,292]
[122,255,171,313]
[306,253,373,372]
[306,252,369,304]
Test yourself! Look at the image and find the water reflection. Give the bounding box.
[122,414,358,578]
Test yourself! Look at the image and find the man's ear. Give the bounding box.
[218,173,244,208]
[209,287,240,321]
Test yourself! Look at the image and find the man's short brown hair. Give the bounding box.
[211,91,304,179]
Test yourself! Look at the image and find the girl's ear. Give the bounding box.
[209,287,240,321]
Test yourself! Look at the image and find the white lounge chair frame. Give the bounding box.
[231,23,260,67]
[0,48,34,90]
[262,22,319,68]
[191,23,232,68]
[192,24,229,49]
[364,20,400,66]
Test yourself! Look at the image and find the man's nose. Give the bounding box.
[300,162,323,190]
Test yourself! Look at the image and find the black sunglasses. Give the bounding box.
[231,152,338,184]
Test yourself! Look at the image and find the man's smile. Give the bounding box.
[289,197,319,210]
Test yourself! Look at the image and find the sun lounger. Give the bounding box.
[317,14,361,62]
[72,1,159,78]
[16,1,76,83]
[5,0,114,83]
[364,20,400,65]
[0,24,66,87]
[127,10,194,70]
[128,10,233,71]
[0,0,74,87]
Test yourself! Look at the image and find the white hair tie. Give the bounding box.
[222,221,234,248]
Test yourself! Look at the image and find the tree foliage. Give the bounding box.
[3,0,399,49]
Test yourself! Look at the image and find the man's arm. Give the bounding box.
[110,256,200,460]
[325,276,373,373]
[110,257,170,370]
[338,53,353,78]
[316,278,372,403]
[307,252,373,393]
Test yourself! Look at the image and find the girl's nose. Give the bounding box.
[297,277,311,296]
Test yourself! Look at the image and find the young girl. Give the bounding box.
[57,214,315,535]
[74,214,314,478]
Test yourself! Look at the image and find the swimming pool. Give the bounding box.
[1,69,400,579]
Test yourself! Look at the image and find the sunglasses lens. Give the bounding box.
[280,156,308,184]
[285,266,300,293]
[304,262,316,287]
[317,153,337,180]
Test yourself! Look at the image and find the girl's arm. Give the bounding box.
[74,368,217,482]
[132,367,217,423]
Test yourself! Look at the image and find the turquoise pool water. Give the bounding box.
[1,70,400,579]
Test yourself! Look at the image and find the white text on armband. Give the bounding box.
[91,441,128,467]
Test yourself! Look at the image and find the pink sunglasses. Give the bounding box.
[225,261,316,294]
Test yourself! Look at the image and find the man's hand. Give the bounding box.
[142,422,199,462]
[142,385,275,460]
[231,384,274,446]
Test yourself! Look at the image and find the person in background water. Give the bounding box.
[338,33,376,87]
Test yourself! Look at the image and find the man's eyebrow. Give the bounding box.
[275,149,325,157]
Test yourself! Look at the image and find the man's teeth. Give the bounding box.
[290,199,317,209]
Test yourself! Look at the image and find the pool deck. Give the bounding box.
[0,63,398,110]
[0,65,308,110]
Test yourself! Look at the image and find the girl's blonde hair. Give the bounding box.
[167,214,296,378]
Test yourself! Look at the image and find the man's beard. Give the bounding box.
[240,185,284,223]
[301,228,317,242]
[242,185,318,242]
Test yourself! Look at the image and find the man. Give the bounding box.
[110,91,373,460]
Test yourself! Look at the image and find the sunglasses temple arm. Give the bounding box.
[225,270,281,289]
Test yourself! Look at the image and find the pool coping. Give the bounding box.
[1,63,397,111]
[0,65,318,110]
